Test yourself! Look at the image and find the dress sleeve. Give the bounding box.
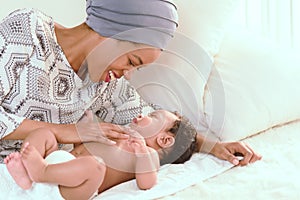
[0,9,35,138]
[0,108,25,139]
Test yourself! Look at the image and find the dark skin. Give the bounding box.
[196,134,262,166]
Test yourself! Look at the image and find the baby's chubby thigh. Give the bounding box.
[45,150,106,199]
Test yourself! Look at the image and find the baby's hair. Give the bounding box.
[159,112,198,165]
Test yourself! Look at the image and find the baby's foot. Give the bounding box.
[21,142,47,182]
[4,152,32,190]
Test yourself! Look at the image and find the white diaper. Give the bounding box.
[45,150,76,164]
[28,150,77,200]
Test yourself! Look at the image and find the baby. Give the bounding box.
[4,109,198,200]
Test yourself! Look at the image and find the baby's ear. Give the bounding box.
[157,134,175,148]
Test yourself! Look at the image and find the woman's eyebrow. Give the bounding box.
[133,54,143,65]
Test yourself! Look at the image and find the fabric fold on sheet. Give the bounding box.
[0,153,233,200]
[0,165,63,200]
[96,153,233,200]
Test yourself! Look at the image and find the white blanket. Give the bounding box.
[0,165,63,200]
[96,154,233,200]
[2,121,299,200]
[0,152,233,200]
[159,121,300,200]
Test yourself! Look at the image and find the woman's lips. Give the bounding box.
[105,73,110,82]
[104,70,117,82]
[132,118,137,124]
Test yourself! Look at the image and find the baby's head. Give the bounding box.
[129,110,198,165]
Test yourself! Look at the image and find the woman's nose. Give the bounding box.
[112,64,134,78]
[123,68,136,80]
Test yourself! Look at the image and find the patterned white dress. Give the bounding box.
[0,8,155,162]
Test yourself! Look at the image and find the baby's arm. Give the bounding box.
[134,146,159,190]
[127,131,160,190]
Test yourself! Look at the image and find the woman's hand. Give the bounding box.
[211,141,262,166]
[75,110,129,144]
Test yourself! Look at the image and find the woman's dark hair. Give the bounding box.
[159,113,198,166]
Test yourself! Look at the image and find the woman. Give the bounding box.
[0,0,260,165]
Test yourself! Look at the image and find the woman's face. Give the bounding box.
[99,47,161,82]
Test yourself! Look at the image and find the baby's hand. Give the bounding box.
[123,128,149,154]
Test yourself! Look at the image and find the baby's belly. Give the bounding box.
[70,144,90,157]
[71,142,136,172]
[71,142,137,193]
[98,167,135,193]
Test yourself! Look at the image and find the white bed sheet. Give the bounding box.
[96,153,233,200]
[1,121,299,200]
[160,120,300,200]
[0,143,234,200]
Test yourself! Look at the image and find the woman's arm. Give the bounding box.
[196,134,262,166]
[3,118,81,143]
[3,117,129,145]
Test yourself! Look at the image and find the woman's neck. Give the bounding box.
[54,23,105,72]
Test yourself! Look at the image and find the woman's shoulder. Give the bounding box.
[4,8,43,17]
[1,8,53,26]
[0,8,55,45]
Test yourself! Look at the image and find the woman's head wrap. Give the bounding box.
[86,0,178,49]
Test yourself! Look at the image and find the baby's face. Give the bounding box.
[128,110,178,139]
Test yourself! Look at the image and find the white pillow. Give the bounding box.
[204,30,300,141]
[172,0,241,57]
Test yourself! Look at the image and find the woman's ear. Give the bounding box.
[157,134,175,148]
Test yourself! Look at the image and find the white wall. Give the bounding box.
[0,0,86,27]
[235,0,300,51]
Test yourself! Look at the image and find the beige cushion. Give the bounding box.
[204,30,300,141]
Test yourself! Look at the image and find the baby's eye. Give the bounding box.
[148,112,157,117]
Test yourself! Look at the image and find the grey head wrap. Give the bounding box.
[86,0,178,49]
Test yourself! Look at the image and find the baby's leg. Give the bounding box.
[22,128,58,157]
[4,152,32,189]
[22,143,106,200]
[59,158,105,200]
[4,128,58,190]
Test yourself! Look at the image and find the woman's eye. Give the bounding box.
[129,59,134,66]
